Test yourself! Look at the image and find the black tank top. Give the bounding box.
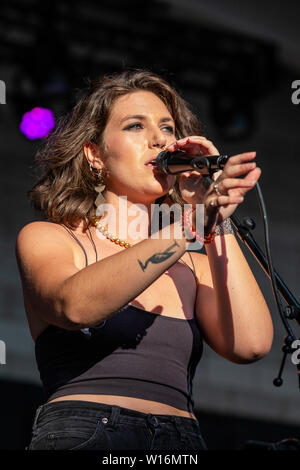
[34,225,204,413]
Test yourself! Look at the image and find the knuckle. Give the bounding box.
[198,136,213,145]
[228,156,238,165]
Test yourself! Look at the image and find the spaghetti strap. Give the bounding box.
[60,224,89,267]
[60,224,98,267]
[187,251,196,277]
[179,251,197,283]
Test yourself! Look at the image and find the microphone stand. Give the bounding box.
[229,212,300,387]
[161,152,300,387]
[203,167,300,389]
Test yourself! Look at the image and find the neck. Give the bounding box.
[94,190,159,245]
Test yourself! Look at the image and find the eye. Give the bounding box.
[123,122,143,131]
[161,125,175,134]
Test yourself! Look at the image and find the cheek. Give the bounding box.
[123,133,148,154]
[106,133,147,161]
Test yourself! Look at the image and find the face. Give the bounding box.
[99,90,177,203]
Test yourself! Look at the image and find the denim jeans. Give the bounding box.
[27,400,207,450]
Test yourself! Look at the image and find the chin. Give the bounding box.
[146,184,169,202]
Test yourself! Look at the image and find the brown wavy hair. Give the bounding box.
[27,69,204,232]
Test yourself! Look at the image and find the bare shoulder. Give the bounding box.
[15,220,76,287]
[16,220,76,262]
[16,220,68,241]
[15,220,80,341]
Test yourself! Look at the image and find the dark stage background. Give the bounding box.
[0,0,300,450]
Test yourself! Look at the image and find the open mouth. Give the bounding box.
[145,158,158,168]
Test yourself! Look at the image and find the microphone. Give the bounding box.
[155,150,229,175]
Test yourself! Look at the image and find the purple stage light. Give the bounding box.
[19,107,55,140]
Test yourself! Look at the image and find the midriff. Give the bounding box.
[48,394,197,420]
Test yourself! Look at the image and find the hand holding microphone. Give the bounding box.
[158,136,261,227]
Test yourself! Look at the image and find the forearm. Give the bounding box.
[205,232,274,361]
[60,221,188,328]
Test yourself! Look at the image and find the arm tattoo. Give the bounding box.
[138,241,180,272]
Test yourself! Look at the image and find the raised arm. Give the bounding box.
[193,237,273,364]
[168,135,274,363]
[15,220,188,331]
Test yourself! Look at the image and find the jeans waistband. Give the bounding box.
[33,400,200,435]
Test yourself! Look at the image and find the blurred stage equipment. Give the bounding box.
[0,0,279,140]
[201,173,300,390]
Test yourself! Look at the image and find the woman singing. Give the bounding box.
[15,69,273,450]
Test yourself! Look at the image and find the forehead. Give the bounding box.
[109,90,173,121]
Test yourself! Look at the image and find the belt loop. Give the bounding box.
[172,416,183,438]
[32,404,44,432]
[146,414,159,428]
[105,405,120,430]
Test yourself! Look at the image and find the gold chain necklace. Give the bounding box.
[91,216,132,248]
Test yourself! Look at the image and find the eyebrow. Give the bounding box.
[120,115,174,124]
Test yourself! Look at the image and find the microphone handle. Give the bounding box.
[156,150,229,175]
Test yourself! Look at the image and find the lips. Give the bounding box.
[145,157,158,166]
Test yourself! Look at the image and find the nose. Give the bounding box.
[149,129,167,149]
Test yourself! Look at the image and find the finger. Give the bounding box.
[242,166,261,183]
[227,151,257,166]
[228,186,253,198]
[218,177,257,194]
[212,169,222,181]
[185,136,219,153]
[215,152,256,180]
[207,193,244,208]
[180,169,204,177]
[223,161,257,178]
[166,136,190,151]
[230,168,261,196]
[167,136,219,155]
[171,139,206,155]
[170,136,212,146]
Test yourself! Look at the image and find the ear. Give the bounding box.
[83,142,105,170]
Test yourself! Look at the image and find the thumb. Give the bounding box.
[213,169,223,181]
